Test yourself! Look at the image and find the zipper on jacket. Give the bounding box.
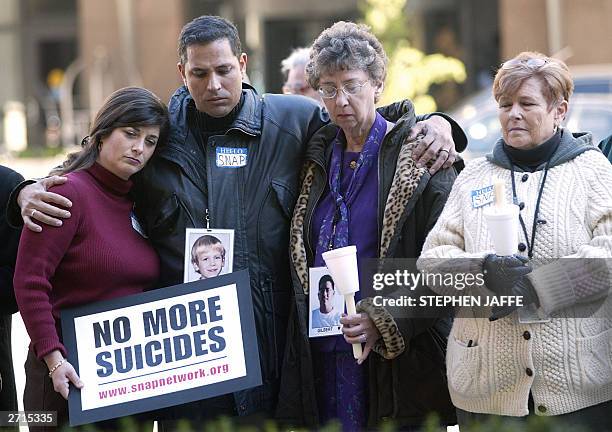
[226,127,257,137]
[177,195,197,227]
[205,140,214,229]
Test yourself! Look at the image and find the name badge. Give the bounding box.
[471,185,494,209]
[216,147,248,168]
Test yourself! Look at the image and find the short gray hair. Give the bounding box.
[281,47,311,78]
[306,21,387,90]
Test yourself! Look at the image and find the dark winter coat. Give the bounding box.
[1,165,23,314]
[133,84,328,416]
[277,100,460,429]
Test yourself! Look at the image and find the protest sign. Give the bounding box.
[61,270,261,426]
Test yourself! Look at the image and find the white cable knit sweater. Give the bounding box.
[419,133,612,417]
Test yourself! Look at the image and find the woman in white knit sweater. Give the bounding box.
[418,51,612,431]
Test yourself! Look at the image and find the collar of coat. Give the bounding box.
[291,101,430,294]
[486,128,596,171]
[166,83,263,153]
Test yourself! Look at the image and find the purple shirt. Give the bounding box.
[312,151,379,266]
[311,150,379,352]
[310,147,378,429]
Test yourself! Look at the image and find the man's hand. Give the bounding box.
[19,176,72,232]
[341,313,381,365]
[408,116,457,174]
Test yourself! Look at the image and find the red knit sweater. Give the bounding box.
[14,163,160,359]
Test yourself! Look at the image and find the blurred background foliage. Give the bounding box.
[360,0,466,113]
[54,412,585,432]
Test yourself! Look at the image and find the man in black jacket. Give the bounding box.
[0,165,22,414]
[10,15,465,424]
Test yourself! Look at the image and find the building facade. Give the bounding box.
[1,0,611,151]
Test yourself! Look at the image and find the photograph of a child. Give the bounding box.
[308,267,345,338]
[192,235,226,279]
[184,229,234,282]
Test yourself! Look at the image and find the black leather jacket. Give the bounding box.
[1,165,23,315]
[132,84,328,416]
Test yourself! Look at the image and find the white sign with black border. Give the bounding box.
[61,270,260,426]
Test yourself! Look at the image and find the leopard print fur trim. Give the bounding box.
[292,141,424,294]
[290,161,316,294]
[379,141,426,258]
[357,297,406,359]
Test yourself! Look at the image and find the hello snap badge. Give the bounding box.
[216,147,248,168]
[470,185,494,209]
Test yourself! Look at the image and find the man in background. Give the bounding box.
[281,47,322,104]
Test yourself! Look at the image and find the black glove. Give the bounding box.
[483,254,532,295]
[483,254,538,320]
[490,277,539,320]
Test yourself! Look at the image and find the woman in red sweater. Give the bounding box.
[13,87,169,428]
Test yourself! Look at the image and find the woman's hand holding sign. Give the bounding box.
[44,350,84,400]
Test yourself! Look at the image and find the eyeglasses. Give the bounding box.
[501,57,549,70]
[318,80,369,99]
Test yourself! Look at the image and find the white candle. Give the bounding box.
[494,179,506,209]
